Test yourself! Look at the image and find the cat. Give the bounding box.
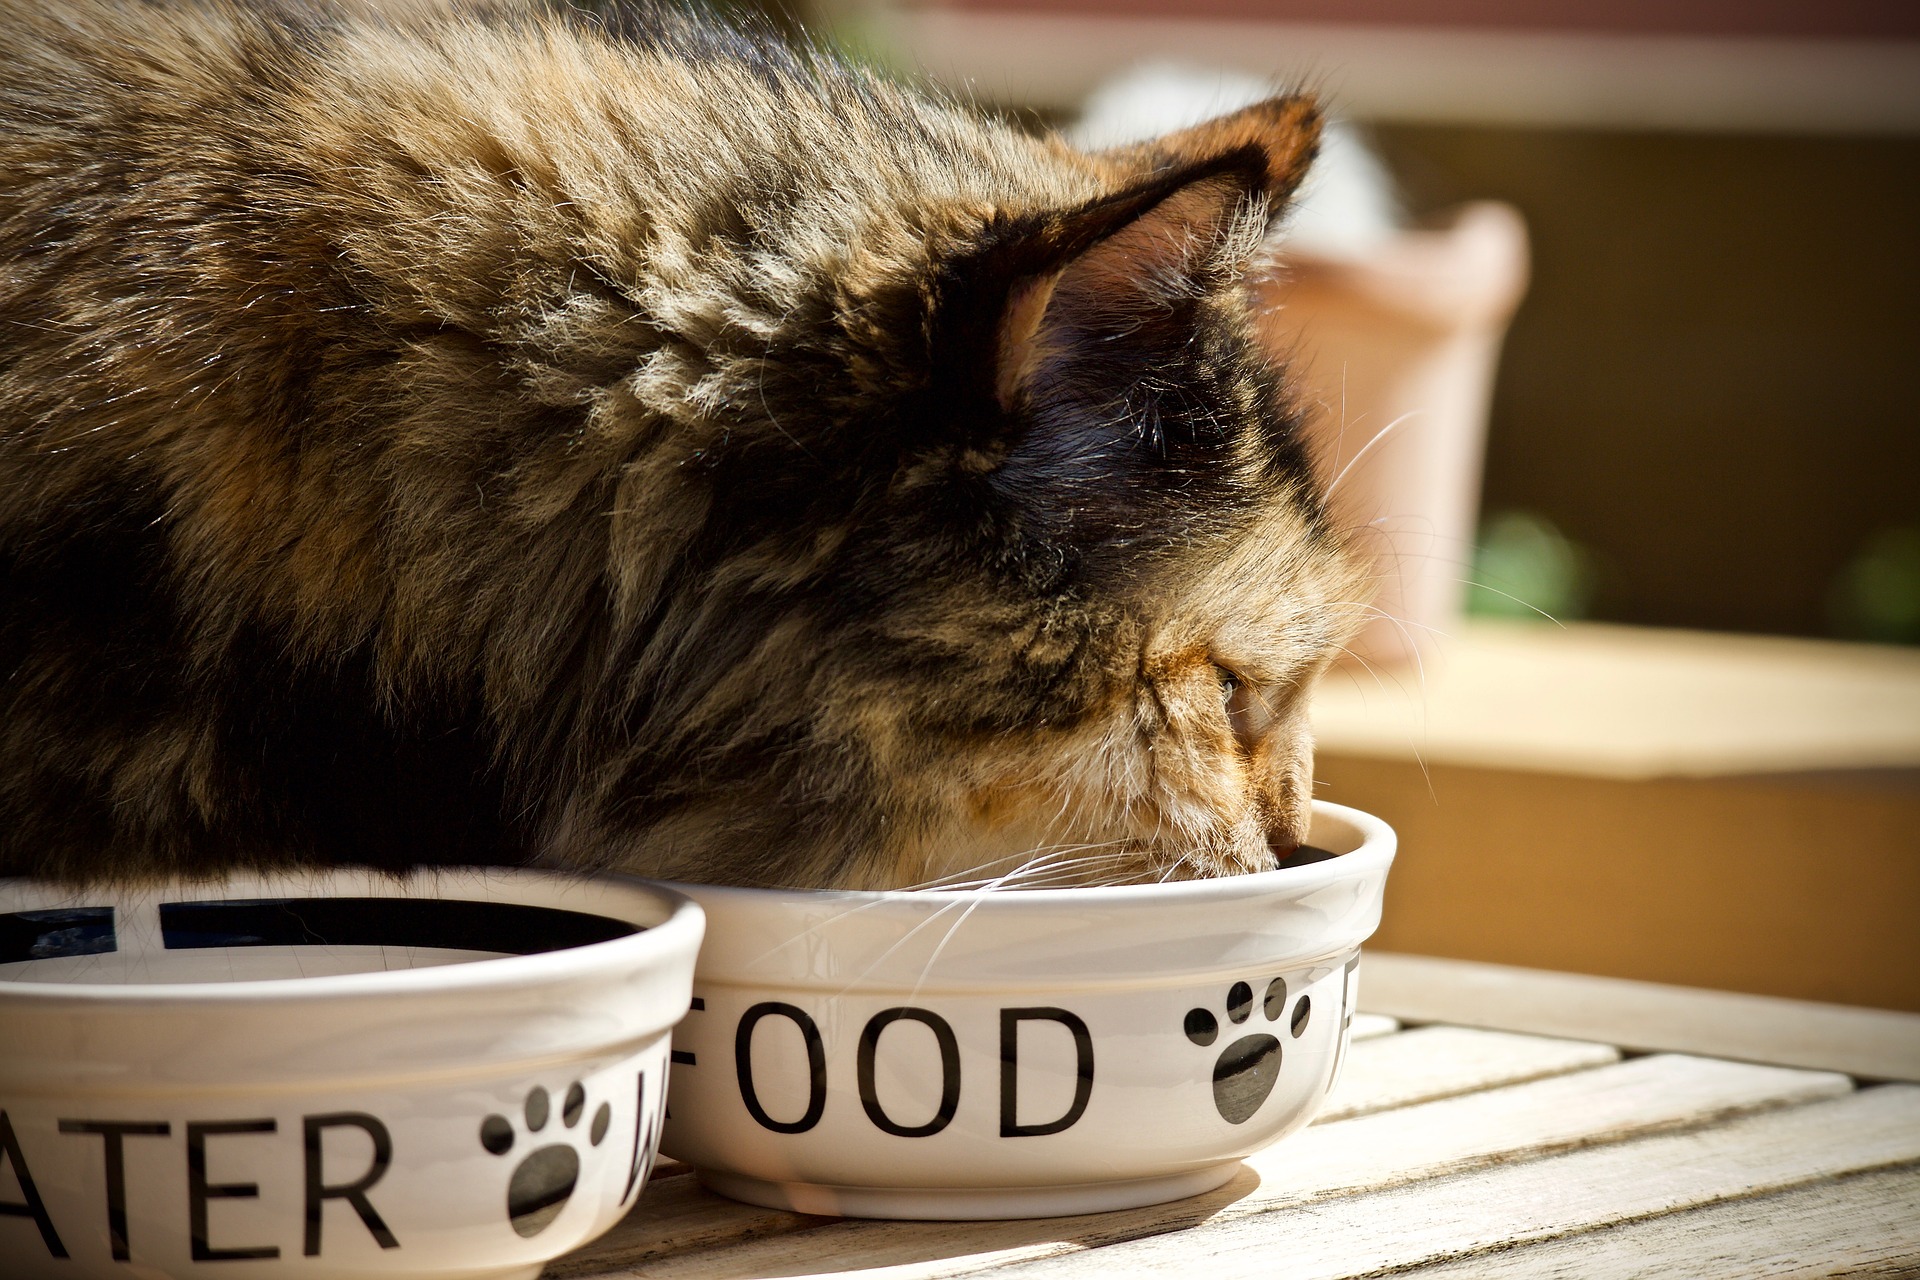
[0,0,1368,891]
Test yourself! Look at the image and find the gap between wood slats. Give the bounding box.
[1322,1026,1616,1122]
[1360,952,1920,1082]
[1397,1164,1920,1278]
[991,1085,1920,1279]
[562,1054,1848,1279]
[1348,1012,1401,1042]
[547,1023,1598,1277]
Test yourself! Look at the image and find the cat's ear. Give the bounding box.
[994,161,1262,409]
[994,97,1319,412]
[1108,95,1321,217]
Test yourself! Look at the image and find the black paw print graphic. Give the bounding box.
[479,1081,612,1237]
[1184,977,1312,1123]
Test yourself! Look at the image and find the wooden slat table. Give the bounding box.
[1308,621,1920,1013]
[550,956,1920,1279]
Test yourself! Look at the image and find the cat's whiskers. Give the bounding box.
[896,841,1138,893]
[1319,601,1440,799]
[827,894,982,1000]
[1319,599,1447,677]
[1155,848,1198,884]
[740,842,1144,974]
[1339,522,1572,630]
[900,846,1144,1001]
[807,846,1142,1000]
[1322,599,1432,701]
[1324,409,1421,499]
[1445,576,1566,626]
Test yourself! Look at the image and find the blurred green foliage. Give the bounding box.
[1466,510,1596,623]
[1828,527,1920,645]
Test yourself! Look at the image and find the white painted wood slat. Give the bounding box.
[1348,1011,1400,1041]
[598,1054,1848,1280]
[544,1173,823,1279]
[552,1024,1609,1276]
[1319,1025,1616,1122]
[1361,952,1920,1082]
[997,1085,1920,1279]
[1397,1165,1920,1278]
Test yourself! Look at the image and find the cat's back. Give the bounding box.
[0,0,1103,586]
[0,0,1093,427]
[0,0,1113,883]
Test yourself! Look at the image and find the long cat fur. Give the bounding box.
[0,0,1368,889]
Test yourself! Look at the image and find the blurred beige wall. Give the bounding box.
[1370,122,1920,639]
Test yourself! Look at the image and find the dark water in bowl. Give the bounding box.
[0,898,641,984]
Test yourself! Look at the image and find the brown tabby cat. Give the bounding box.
[0,0,1367,890]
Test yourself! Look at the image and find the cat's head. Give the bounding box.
[564,95,1369,889]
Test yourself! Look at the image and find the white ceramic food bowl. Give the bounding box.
[657,800,1394,1219]
[0,869,703,1280]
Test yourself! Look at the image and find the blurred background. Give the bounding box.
[733,0,1920,1009]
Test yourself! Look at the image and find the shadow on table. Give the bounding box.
[547,1161,1265,1277]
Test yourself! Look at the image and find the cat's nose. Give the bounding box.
[1266,832,1299,865]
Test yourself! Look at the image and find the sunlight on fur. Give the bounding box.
[0,0,1370,890]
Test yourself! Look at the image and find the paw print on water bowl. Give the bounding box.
[0,870,702,1280]
[479,1081,615,1236]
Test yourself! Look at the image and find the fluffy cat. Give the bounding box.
[0,0,1367,890]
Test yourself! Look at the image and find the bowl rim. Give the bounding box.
[656,799,1394,913]
[0,867,704,1008]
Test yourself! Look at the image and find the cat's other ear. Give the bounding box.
[1108,94,1321,222]
[994,98,1317,413]
[996,161,1261,409]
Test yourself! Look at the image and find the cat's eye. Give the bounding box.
[1216,663,1277,751]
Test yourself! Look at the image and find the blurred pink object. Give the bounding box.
[1260,201,1530,668]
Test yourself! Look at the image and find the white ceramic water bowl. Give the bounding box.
[657,800,1394,1219]
[0,869,703,1280]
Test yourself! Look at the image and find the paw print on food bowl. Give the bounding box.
[0,870,701,1280]
[655,800,1393,1219]
[1185,976,1316,1124]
